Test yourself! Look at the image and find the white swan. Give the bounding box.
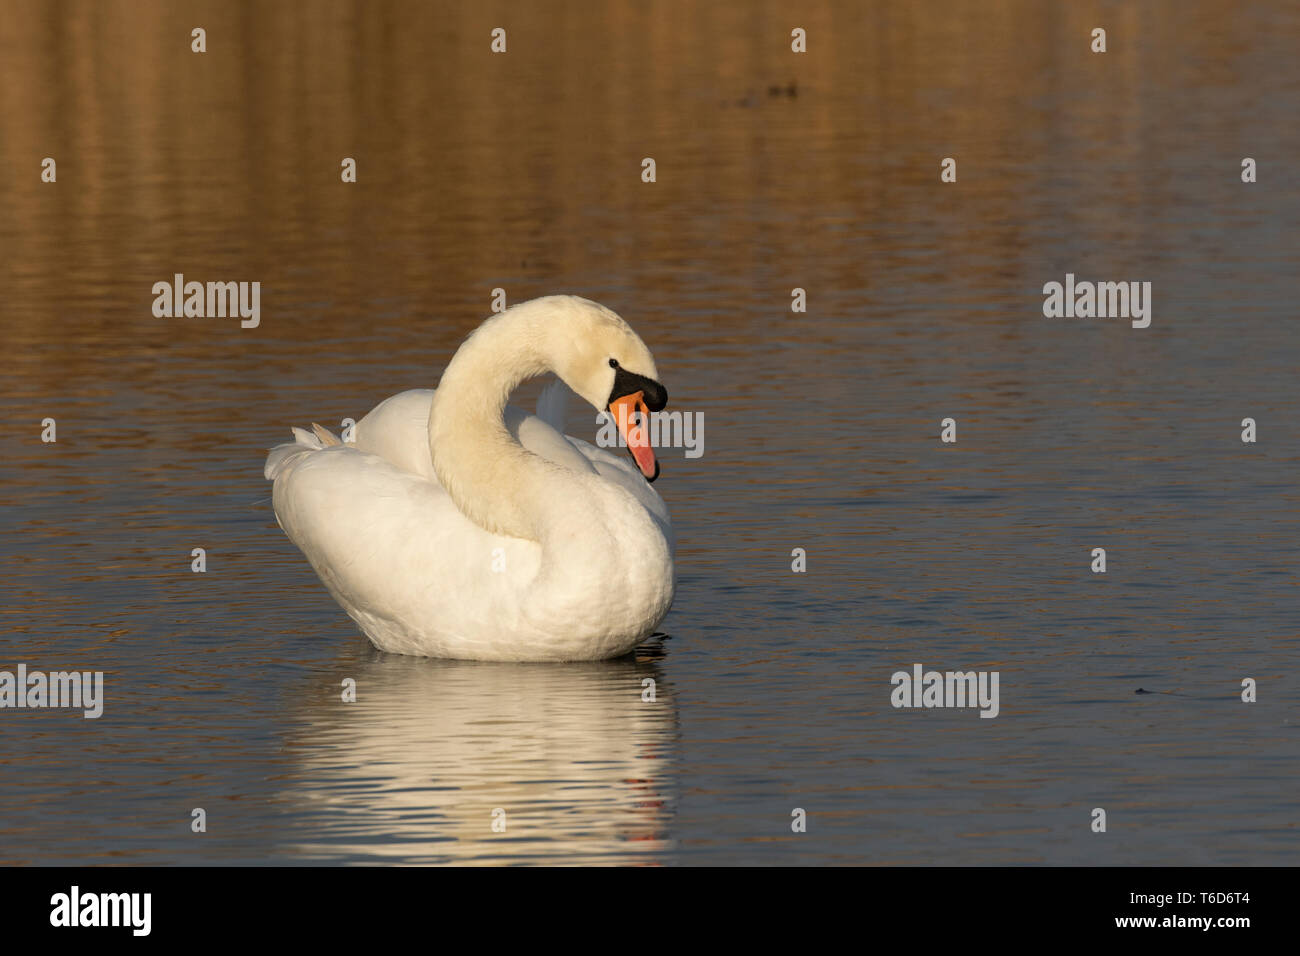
[264,295,675,661]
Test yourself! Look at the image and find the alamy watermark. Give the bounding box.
[152,273,260,328]
[0,664,104,718]
[1042,273,1151,328]
[596,406,704,458]
[50,886,150,936]
[891,663,1000,718]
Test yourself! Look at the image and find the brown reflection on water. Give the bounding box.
[4,1,1293,377]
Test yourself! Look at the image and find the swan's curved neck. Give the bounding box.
[428,302,575,540]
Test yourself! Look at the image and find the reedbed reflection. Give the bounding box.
[279,640,677,864]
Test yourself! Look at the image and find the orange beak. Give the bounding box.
[608,390,657,480]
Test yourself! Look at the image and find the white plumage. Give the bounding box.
[265,296,675,661]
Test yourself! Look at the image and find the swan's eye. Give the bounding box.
[609,358,619,368]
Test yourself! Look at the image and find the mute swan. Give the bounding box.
[264,295,675,661]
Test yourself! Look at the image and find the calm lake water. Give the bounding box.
[1,0,1297,865]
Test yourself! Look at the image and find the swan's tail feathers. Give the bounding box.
[264,426,326,480]
[536,379,571,431]
[311,422,343,446]
[290,426,323,449]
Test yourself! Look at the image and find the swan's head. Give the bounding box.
[544,296,668,482]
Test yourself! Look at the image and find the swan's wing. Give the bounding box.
[342,386,597,478]
[564,436,673,542]
[350,389,439,479]
[273,383,659,524]
[277,388,663,524]
[506,407,596,475]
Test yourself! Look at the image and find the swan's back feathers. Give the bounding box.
[265,389,666,529]
[337,388,596,479]
[266,389,668,530]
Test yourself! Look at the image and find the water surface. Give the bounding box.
[1,0,1297,864]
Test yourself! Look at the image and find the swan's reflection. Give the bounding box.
[280,639,677,864]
